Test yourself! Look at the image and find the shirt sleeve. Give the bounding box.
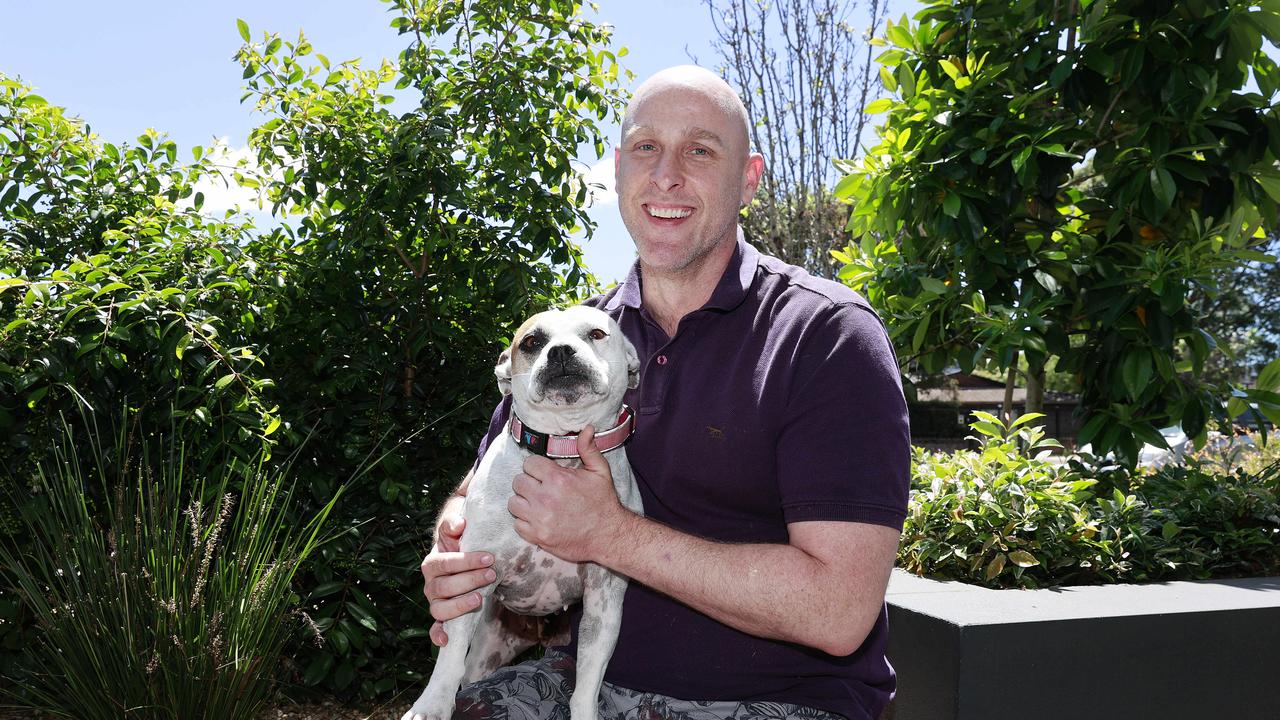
[775,302,911,529]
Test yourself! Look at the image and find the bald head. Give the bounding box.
[623,65,752,159]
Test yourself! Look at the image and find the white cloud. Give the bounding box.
[581,155,617,207]
[181,137,263,214]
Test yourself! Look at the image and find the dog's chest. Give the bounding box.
[493,543,587,615]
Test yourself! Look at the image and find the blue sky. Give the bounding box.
[2,0,919,284]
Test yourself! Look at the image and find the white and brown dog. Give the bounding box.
[403,305,643,720]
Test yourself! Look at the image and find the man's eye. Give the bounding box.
[636,143,657,152]
[588,329,608,341]
[690,147,709,156]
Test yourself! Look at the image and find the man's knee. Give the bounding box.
[451,651,575,720]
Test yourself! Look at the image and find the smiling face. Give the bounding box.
[614,66,764,277]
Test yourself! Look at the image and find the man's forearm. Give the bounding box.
[594,511,898,657]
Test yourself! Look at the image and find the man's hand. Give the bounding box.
[419,507,496,646]
[509,426,631,563]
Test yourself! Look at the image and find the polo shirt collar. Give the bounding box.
[604,227,760,314]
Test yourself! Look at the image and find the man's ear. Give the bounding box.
[495,347,513,396]
[624,338,641,390]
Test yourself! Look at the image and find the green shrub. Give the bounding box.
[1136,459,1280,580]
[225,0,628,697]
[901,413,1280,588]
[1,75,280,479]
[0,418,339,719]
[4,0,629,699]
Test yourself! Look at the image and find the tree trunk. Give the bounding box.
[1001,349,1020,424]
[1025,365,1045,416]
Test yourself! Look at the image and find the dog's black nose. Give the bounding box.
[547,344,575,364]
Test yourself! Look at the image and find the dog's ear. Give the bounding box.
[494,346,514,396]
[624,337,641,389]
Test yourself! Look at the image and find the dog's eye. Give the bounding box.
[520,335,542,352]
[588,329,608,341]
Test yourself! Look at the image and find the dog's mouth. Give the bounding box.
[533,366,599,405]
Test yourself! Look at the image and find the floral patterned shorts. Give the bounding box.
[453,650,844,720]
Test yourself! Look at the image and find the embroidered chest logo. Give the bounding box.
[706,425,725,440]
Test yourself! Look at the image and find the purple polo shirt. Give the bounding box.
[474,236,910,719]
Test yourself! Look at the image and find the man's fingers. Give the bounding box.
[577,425,606,472]
[508,493,532,520]
[421,550,493,582]
[429,591,485,623]
[436,516,466,551]
[439,515,465,537]
[430,621,449,647]
[426,564,497,602]
[513,518,537,545]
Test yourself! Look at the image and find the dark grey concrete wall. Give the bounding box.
[883,573,1280,720]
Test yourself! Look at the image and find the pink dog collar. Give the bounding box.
[509,405,635,459]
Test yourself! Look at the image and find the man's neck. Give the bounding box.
[640,234,737,338]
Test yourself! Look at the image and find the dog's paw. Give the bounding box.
[401,707,448,720]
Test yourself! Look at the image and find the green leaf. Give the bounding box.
[215,374,236,390]
[334,661,356,690]
[1032,269,1059,293]
[1077,413,1109,447]
[1009,412,1046,429]
[93,282,129,298]
[237,18,250,42]
[1232,249,1277,263]
[1161,521,1181,540]
[912,311,932,352]
[1049,58,1074,87]
[970,291,986,313]
[1008,550,1039,567]
[346,601,377,632]
[0,278,29,294]
[971,421,1004,439]
[1122,350,1152,400]
[310,581,347,598]
[919,277,948,295]
[1253,172,1280,203]
[833,173,860,200]
[1012,146,1033,174]
[1256,357,1280,392]
[864,98,893,114]
[1150,167,1176,214]
[302,653,333,686]
[1246,9,1280,44]
[984,552,1007,581]
[943,191,961,218]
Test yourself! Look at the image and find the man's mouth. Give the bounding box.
[645,204,693,219]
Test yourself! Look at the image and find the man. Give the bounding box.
[420,65,910,720]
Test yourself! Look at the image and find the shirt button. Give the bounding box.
[656,354,668,365]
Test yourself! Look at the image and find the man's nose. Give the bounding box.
[650,151,682,192]
[547,344,575,364]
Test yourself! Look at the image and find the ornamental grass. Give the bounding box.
[0,421,340,720]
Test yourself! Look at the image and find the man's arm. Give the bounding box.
[510,429,901,657]
[420,468,497,646]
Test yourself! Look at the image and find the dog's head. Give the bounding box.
[494,306,640,433]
